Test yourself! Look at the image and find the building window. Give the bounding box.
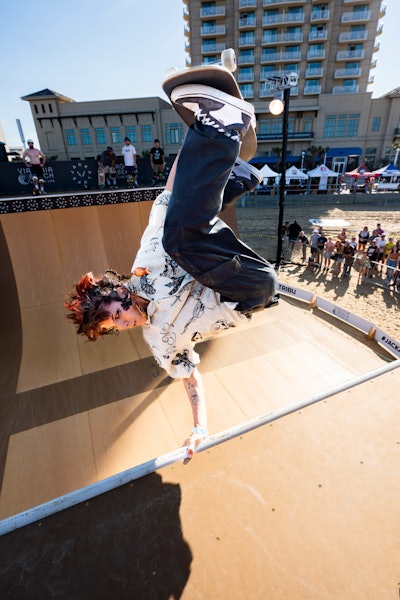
[304,116,312,133]
[165,123,184,145]
[203,55,217,64]
[141,125,153,143]
[110,127,121,144]
[48,104,53,113]
[323,114,360,138]
[260,118,282,136]
[125,126,137,143]
[34,104,38,114]
[239,83,254,98]
[41,104,46,113]
[371,117,381,131]
[96,128,106,144]
[80,128,92,145]
[66,129,77,145]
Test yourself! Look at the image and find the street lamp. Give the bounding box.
[264,73,299,271]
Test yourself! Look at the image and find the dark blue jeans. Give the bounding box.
[162,123,277,314]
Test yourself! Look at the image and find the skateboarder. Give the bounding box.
[22,139,46,194]
[66,82,277,451]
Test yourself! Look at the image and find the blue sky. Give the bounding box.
[1,0,399,147]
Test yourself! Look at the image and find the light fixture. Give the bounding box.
[269,93,284,116]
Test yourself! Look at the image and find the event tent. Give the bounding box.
[259,164,279,183]
[285,165,308,180]
[307,164,338,178]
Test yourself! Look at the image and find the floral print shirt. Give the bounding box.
[128,190,248,378]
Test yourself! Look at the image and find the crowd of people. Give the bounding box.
[282,221,400,288]
[96,138,166,190]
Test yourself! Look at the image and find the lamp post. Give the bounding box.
[264,73,298,271]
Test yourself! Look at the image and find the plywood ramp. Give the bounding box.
[0,200,399,598]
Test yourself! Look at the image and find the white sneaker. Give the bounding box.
[171,84,255,139]
[230,157,263,192]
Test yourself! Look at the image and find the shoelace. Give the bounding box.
[194,108,241,141]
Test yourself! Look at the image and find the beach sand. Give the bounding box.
[236,198,400,342]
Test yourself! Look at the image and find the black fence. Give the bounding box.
[0,157,171,197]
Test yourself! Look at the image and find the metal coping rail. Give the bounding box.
[0,358,399,537]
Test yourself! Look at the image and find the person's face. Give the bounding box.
[125,140,130,145]
[101,300,147,331]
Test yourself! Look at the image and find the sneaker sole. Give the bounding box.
[171,84,255,125]
[235,157,263,185]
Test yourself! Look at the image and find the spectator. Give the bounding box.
[323,236,335,269]
[150,139,166,179]
[331,240,344,276]
[122,137,138,188]
[297,231,308,262]
[22,139,46,194]
[343,241,355,277]
[99,146,116,189]
[287,220,302,252]
[310,228,320,263]
[358,226,369,250]
[384,247,399,286]
[316,231,327,266]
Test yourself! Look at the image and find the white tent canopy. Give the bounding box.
[285,166,308,180]
[259,164,279,183]
[307,164,339,178]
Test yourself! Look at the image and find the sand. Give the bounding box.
[236,197,400,342]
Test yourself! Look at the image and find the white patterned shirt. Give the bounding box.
[129,190,248,378]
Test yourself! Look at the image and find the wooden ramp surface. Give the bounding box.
[0,200,399,599]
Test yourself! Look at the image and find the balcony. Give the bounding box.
[370,58,377,69]
[239,0,257,7]
[310,9,330,22]
[308,30,328,42]
[304,84,322,95]
[202,42,226,54]
[238,54,255,65]
[262,32,303,44]
[332,85,359,94]
[336,49,364,60]
[261,51,301,62]
[238,72,255,82]
[200,6,226,18]
[263,0,305,5]
[239,36,256,47]
[368,75,374,84]
[183,8,189,21]
[263,13,304,26]
[201,24,226,37]
[338,31,368,43]
[373,41,380,53]
[307,48,325,59]
[305,67,323,78]
[341,10,371,23]
[239,16,257,29]
[380,4,387,18]
[376,24,383,36]
[257,131,314,141]
[334,67,362,78]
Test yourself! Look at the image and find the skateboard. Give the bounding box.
[162,49,256,162]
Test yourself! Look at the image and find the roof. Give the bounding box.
[380,87,400,98]
[21,89,75,102]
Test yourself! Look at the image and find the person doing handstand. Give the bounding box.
[65,82,277,451]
